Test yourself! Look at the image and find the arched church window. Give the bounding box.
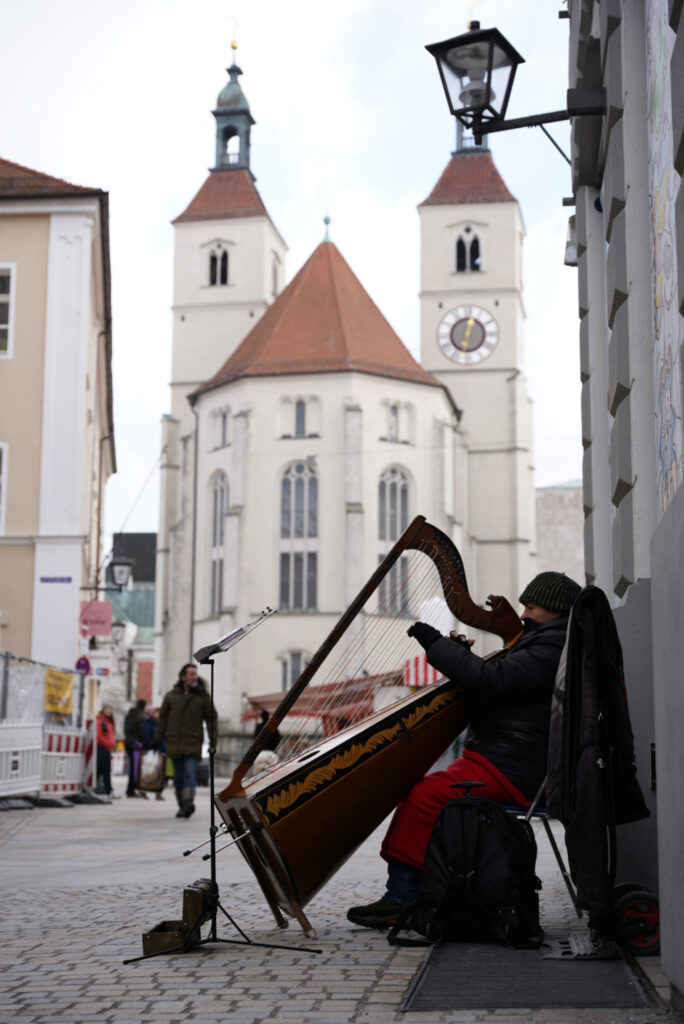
[220,250,229,285]
[209,253,218,286]
[210,473,228,615]
[455,229,481,273]
[470,235,480,271]
[378,467,410,613]
[225,132,240,165]
[295,400,306,438]
[388,404,399,442]
[279,462,318,611]
[456,238,467,272]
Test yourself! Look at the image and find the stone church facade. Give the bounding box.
[154,55,540,727]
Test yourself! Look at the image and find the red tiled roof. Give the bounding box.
[195,241,442,394]
[173,168,270,223]
[0,156,96,196]
[420,151,515,206]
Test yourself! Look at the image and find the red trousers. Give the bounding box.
[380,748,532,869]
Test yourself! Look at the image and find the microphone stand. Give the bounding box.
[125,609,321,963]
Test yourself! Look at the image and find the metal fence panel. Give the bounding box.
[0,722,42,798]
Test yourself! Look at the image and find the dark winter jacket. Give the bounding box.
[141,715,162,751]
[124,705,146,745]
[154,679,217,759]
[424,617,569,800]
[546,586,649,921]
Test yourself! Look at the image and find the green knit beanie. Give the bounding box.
[519,572,581,615]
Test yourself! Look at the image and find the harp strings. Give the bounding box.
[273,539,455,750]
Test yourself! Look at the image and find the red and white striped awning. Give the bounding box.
[403,654,442,688]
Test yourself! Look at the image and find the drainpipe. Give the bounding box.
[189,401,200,660]
[95,429,112,591]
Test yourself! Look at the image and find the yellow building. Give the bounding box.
[0,157,115,668]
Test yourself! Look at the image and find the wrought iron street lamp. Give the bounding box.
[81,554,135,593]
[426,22,605,145]
[109,555,134,590]
[111,619,126,645]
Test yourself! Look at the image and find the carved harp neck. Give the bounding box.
[405,519,522,644]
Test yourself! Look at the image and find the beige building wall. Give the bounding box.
[0,180,115,669]
[0,544,35,656]
[535,482,585,586]
[0,214,49,537]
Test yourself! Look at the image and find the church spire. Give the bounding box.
[213,41,255,172]
[454,119,489,155]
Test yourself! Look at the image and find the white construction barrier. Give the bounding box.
[0,722,43,799]
[41,726,87,796]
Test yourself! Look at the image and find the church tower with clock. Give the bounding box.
[419,132,536,605]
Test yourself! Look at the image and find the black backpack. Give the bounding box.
[388,793,544,948]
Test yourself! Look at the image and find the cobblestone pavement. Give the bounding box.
[0,781,673,1024]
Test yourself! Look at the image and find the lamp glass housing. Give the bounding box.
[110,556,134,589]
[427,27,524,130]
[111,619,126,645]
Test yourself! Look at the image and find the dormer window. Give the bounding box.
[209,253,218,286]
[220,251,229,285]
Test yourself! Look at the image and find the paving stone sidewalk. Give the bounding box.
[0,781,672,1024]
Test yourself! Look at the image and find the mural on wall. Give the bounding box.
[647,0,684,517]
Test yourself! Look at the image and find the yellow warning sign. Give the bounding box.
[44,668,74,714]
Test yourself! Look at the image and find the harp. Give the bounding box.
[215,515,522,935]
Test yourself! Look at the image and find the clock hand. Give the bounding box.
[463,317,475,348]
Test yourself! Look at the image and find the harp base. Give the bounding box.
[216,796,316,936]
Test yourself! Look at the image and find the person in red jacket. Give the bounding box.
[347,571,581,930]
[96,704,118,799]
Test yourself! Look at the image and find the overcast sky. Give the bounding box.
[2,0,581,538]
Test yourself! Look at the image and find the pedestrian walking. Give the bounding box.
[153,663,217,819]
[96,704,118,799]
[123,698,147,799]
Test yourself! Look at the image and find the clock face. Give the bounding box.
[437,305,499,365]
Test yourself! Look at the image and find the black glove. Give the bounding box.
[407,621,442,651]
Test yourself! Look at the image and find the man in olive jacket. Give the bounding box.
[154,663,217,819]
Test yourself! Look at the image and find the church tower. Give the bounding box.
[155,48,287,689]
[169,44,287,432]
[419,130,536,604]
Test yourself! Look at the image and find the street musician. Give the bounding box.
[347,571,581,930]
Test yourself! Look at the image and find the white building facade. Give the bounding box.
[154,58,541,728]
